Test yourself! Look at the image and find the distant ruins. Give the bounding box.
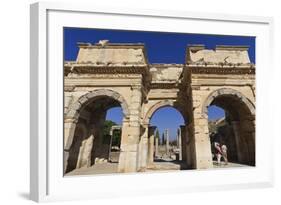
[64,41,255,174]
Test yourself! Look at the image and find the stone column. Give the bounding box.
[155,134,159,158]
[177,127,182,160]
[180,126,186,161]
[138,123,149,171]
[165,129,169,155]
[186,123,195,168]
[148,126,156,165]
[118,84,142,173]
[108,128,114,162]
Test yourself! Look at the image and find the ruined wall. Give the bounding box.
[76,42,147,66]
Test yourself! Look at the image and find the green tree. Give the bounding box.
[101,120,122,147]
[111,129,121,147]
[102,120,116,135]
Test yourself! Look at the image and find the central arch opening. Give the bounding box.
[206,92,255,167]
[65,94,126,175]
[148,105,187,170]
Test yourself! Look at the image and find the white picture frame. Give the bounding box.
[30,2,274,202]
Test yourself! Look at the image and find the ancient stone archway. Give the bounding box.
[144,100,187,124]
[140,100,191,170]
[65,89,129,120]
[202,88,255,166]
[64,89,129,149]
[64,42,256,174]
[64,89,130,173]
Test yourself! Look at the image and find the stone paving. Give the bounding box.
[65,160,251,176]
[65,163,118,176]
[212,161,251,169]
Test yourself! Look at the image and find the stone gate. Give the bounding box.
[64,42,255,174]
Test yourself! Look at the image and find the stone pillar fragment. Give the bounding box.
[165,129,169,155]
[186,124,195,168]
[177,127,182,160]
[138,123,149,171]
[90,110,108,164]
[76,135,94,168]
[180,126,186,161]
[155,135,159,157]
[148,126,156,165]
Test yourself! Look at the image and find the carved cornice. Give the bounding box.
[65,65,149,75]
[66,73,143,79]
[189,66,255,75]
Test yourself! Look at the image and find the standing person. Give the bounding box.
[221,145,228,165]
[214,142,223,165]
[220,138,228,165]
[213,131,223,165]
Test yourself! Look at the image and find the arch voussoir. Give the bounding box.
[78,94,89,105]
[66,89,130,120]
[202,88,255,116]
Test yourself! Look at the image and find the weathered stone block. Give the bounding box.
[69,102,81,112]
[66,109,79,119]
[78,95,89,105]
[86,91,98,99]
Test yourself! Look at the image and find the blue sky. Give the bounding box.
[64,27,255,63]
[64,27,255,140]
